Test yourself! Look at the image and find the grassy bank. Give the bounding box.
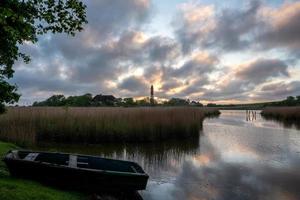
[0,107,220,145]
[261,107,300,128]
[0,141,83,200]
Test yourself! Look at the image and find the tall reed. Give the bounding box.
[261,107,300,129]
[0,107,220,145]
[261,107,300,120]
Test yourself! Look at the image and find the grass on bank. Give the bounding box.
[261,107,300,128]
[0,107,220,145]
[261,107,300,120]
[0,141,83,200]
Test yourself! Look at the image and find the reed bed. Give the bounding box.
[261,107,300,129]
[0,107,220,145]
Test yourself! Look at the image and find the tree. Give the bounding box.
[65,93,92,106]
[166,98,190,106]
[190,101,203,107]
[136,97,151,106]
[286,96,295,101]
[123,98,136,106]
[207,103,217,107]
[33,94,66,106]
[285,96,296,106]
[0,0,87,113]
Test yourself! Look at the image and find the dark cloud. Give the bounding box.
[154,52,218,98]
[201,80,250,101]
[13,70,72,92]
[174,0,300,58]
[257,2,300,54]
[118,76,148,95]
[160,78,182,91]
[174,1,262,53]
[82,0,151,41]
[173,3,215,54]
[253,81,300,100]
[174,77,210,98]
[236,59,289,84]
[209,0,261,51]
[144,36,180,64]
[200,58,290,101]
[170,57,216,78]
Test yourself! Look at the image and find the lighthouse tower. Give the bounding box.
[150,85,154,105]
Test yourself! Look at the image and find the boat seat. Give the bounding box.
[131,166,138,173]
[24,153,39,161]
[68,155,77,168]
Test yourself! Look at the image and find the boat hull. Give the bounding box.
[3,151,149,192]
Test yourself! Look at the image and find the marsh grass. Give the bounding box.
[0,107,220,145]
[261,107,300,129]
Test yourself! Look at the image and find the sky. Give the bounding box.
[11,0,300,105]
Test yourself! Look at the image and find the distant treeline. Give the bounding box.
[32,94,300,108]
[32,94,204,107]
[207,96,300,108]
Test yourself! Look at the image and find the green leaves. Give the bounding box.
[35,0,87,35]
[0,80,20,113]
[0,0,87,113]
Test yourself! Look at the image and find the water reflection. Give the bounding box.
[164,137,300,200]
[143,110,300,200]
[35,139,199,180]
[34,110,300,200]
[261,115,300,130]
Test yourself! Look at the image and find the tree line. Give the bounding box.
[206,96,300,108]
[32,94,204,107]
[30,95,300,108]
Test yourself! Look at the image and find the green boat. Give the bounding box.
[3,150,149,192]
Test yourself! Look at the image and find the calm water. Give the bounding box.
[37,110,300,200]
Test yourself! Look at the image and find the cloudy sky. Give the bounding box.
[12,0,300,105]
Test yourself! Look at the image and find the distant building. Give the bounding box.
[150,85,154,105]
[93,94,116,104]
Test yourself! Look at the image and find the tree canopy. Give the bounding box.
[0,0,87,113]
[32,93,206,107]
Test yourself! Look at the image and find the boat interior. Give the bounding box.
[7,150,144,174]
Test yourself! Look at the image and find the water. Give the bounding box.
[36,110,300,200]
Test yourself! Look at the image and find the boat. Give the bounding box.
[2,150,149,192]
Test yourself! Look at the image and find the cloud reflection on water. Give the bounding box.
[174,140,300,200]
[143,110,300,200]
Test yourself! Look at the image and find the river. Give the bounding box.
[37,110,300,200]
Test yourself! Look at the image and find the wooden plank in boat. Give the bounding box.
[24,153,39,161]
[68,155,77,168]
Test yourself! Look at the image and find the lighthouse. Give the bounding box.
[150,85,154,105]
